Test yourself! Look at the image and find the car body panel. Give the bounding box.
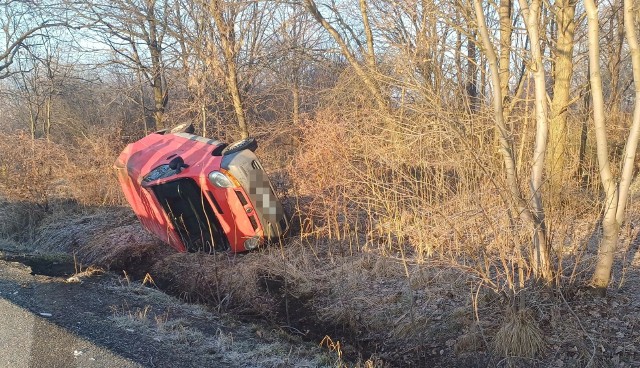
[115,131,286,253]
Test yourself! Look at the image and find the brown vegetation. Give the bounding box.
[2,109,640,366]
[3,0,640,366]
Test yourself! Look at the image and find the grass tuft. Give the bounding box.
[493,307,545,359]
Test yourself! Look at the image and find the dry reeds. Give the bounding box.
[493,307,545,359]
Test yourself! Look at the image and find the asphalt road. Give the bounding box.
[0,259,220,368]
[0,259,153,368]
[0,298,141,368]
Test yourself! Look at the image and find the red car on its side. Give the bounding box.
[115,126,288,253]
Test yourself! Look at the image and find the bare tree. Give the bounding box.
[208,0,249,138]
[585,0,640,292]
[466,30,478,112]
[6,24,79,140]
[474,0,553,282]
[168,0,278,138]
[517,0,552,281]
[498,0,512,102]
[302,0,387,109]
[76,0,170,130]
[547,0,576,199]
[266,6,324,125]
[12,55,45,139]
[0,1,68,79]
[605,0,625,113]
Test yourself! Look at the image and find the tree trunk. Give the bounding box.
[499,0,512,102]
[201,104,207,137]
[609,0,624,113]
[226,62,249,138]
[29,106,36,140]
[593,215,620,290]
[473,0,532,239]
[147,1,166,131]
[45,95,52,141]
[136,68,148,134]
[292,76,300,125]
[578,63,592,184]
[466,31,478,112]
[547,0,576,200]
[616,0,640,226]
[210,0,249,139]
[591,0,640,291]
[359,0,375,69]
[583,0,640,291]
[585,0,617,289]
[481,55,487,97]
[455,17,463,97]
[518,0,553,281]
[151,71,165,130]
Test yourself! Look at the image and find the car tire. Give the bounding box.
[223,137,258,155]
[211,143,228,156]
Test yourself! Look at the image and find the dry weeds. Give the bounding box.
[1,102,639,367]
[493,307,545,359]
[0,131,124,208]
[65,265,104,283]
[107,279,336,367]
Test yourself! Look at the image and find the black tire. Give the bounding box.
[211,143,228,156]
[222,137,258,155]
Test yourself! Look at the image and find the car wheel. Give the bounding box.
[223,137,258,155]
[211,143,228,156]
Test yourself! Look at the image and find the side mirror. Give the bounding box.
[169,156,189,173]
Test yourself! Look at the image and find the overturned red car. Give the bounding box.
[115,126,288,253]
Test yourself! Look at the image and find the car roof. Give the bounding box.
[115,132,224,184]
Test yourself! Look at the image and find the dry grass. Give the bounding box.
[149,251,277,313]
[0,237,29,253]
[0,131,125,208]
[0,200,48,242]
[106,280,337,367]
[0,99,636,367]
[31,208,171,273]
[66,265,104,283]
[493,307,545,359]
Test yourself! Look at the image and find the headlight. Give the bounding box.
[208,171,234,188]
[244,236,261,250]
